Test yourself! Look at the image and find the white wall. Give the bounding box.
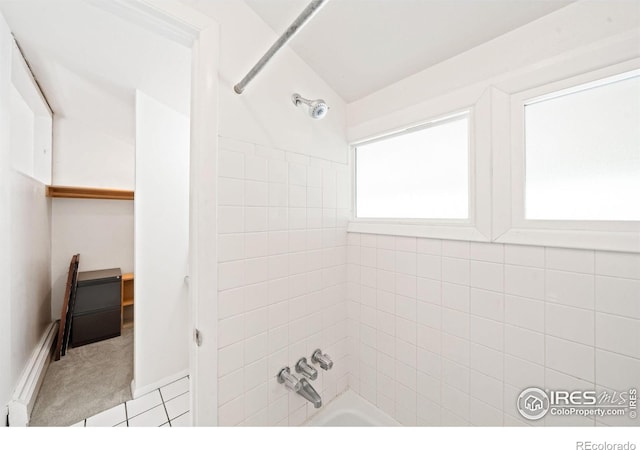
[182,1,351,425]
[342,1,640,428]
[0,12,52,422]
[347,1,640,139]
[215,136,350,426]
[133,91,190,393]
[49,110,136,321]
[186,0,347,163]
[49,110,135,320]
[50,199,134,319]
[346,236,640,427]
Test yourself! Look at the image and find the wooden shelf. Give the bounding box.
[121,273,134,329]
[46,185,134,200]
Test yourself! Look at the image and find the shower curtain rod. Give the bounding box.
[234,0,328,95]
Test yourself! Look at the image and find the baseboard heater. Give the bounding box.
[7,322,58,427]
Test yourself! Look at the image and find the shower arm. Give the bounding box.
[233,0,329,95]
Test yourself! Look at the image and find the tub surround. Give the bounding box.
[216,136,351,426]
[345,235,640,426]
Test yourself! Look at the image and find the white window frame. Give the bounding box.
[492,59,640,253]
[348,89,492,242]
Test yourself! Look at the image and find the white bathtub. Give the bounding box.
[305,390,400,426]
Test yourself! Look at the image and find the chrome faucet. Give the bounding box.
[311,349,333,370]
[298,378,322,408]
[277,367,301,392]
[295,357,318,380]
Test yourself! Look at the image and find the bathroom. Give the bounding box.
[0,0,638,447]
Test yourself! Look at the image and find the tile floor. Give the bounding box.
[71,376,191,427]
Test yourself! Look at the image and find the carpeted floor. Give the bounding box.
[29,327,134,427]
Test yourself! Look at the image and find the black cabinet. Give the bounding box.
[71,268,122,347]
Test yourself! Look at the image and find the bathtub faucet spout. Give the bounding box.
[298,378,322,408]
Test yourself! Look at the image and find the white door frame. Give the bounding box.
[188,22,219,427]
[100,0,220,426]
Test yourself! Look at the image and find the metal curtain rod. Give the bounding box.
[234,0,328,95]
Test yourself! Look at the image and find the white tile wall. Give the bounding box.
[347,235,640,427]
[217,137,350,426]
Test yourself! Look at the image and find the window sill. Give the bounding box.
[347,221,489,242]
[495,228,640,253]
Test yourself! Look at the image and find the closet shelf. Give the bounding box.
[46,185,134,200]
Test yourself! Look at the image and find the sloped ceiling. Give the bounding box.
[244,0,574,102]
[0,0,191,142]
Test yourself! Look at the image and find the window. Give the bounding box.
[355,113,469,220]
[493,61,640,252]
[524,70,640,221]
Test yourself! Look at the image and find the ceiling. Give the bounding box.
[0,0,191,142]
[244,0,574,102]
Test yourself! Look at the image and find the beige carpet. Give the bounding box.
[29,327,133,427]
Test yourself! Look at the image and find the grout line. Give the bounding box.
[157,388,171,426]
[124,402,129,427]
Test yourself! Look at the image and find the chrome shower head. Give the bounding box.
[292,93,329,120]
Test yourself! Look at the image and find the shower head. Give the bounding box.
[292,93,328,120]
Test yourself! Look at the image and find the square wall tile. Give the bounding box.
[469,343,503,381]
[595,276,640,319]
[470,288,504,322]
[470,317,503,351]
[595,251,640,280]
[504,325,544,365]
[504,356,544,389]
[160,377,190,402]
[442,241,470,259]
[504,245,545,268]
[469,242,504,263]
[546,336,594,382]
[165,392,190,420]
[504,265,544,300]
[171,412,192,427]
[127,405,169,427]
[85,404,126,427]
[595,313,640,359]
[546,270,594,309]
[442,283,469,312]
[417,238,442,255]
[546,248,594,274]
[596,350,640,391]
[504,295,544,333]
[545,302,594,346]
[245,155,268,181]
[219,150,244,179]
[442,257,470,286]
[126,390,163,418]
[470,261,503,293]
[417,254,441,280]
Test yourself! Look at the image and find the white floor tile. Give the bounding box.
[127,405,169,427]
[126,390,163,418]
[165,392,190,420]
[170,411,191,427]
[160,422,171,427]
[85,404,126,427]
[160,377,190,402]
[71,420,85,427]
[114,421,127,427]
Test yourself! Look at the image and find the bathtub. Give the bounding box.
[305,390,400,426]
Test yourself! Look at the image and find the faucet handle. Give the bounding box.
[277,367,301,392]
[311,349,333,371]
[295,357,318,380]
